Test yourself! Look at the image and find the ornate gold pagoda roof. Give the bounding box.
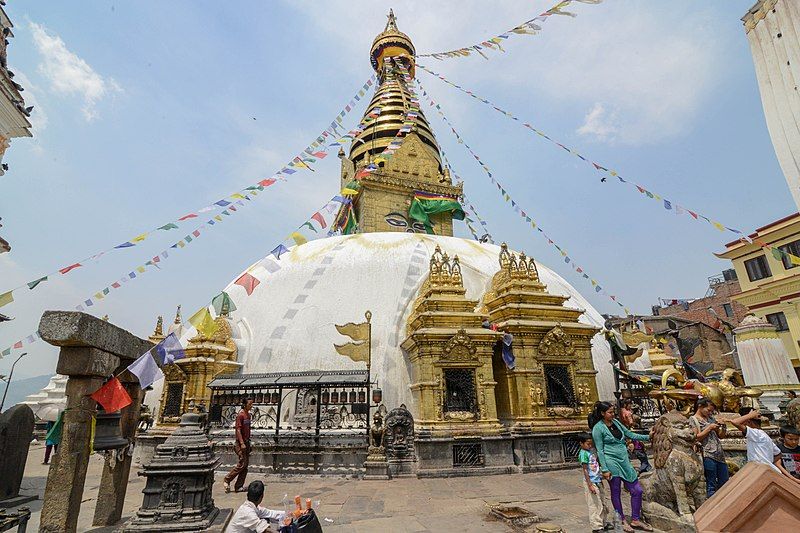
[350,11,442,171]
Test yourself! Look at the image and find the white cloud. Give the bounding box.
[28,21,120,121]
[577,102,618,142]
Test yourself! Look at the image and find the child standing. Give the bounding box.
[578,433,610,533]
[776,426,800,483]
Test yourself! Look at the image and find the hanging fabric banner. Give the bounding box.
[417,78,631,315]
[408,191,465,234]
[416,0,602,60]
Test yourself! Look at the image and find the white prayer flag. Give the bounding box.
[128,351,164,389]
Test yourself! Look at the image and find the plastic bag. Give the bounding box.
[295,508,323,533]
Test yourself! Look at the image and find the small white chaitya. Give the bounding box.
[734,314,800,412]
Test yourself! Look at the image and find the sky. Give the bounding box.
[0,0,794,380]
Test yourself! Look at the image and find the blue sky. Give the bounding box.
[0,0,794,379]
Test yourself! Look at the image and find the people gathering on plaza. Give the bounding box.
[580,395,800,532]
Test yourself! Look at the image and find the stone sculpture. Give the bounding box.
[364,411,389,480]
[0,404,35,504]
[786,397,800,430]
[385,404,416,477]
[639,410,705,532]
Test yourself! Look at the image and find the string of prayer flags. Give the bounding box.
[417,65,766,252]
[155,333,186,365]
[418,78,632,315]
[90,377,132,412]
[127,351,164,389]
[0,75,378,307]
[416,0,600,60]
[438,145,495,243]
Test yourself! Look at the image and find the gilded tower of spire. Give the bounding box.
[338,10,463,236]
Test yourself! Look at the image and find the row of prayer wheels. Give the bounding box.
[212,387,382,406]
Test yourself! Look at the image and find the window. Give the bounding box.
[162,383,184,417]
[779,239,800,269]
[765,312,789,332]
[722,303,734,318]
[544,364,576,407]
[744,255,772,281]
[443,369,477,413]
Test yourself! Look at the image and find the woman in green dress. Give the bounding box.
[590,401,652,532]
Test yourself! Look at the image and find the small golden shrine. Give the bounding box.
[483,244,598,433]
[151,305,241,425]
[401,245,502,435]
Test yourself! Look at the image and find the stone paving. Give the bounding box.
[16,442,648,532]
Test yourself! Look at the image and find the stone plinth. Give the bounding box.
[694,462,800,532]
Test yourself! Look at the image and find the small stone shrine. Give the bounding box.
[0,404,35,507]
[384,404,416,477]
[124,412,231,532]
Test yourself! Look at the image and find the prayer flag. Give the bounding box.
[290,232,308,246]
[115,242,134,249]
[270,244,289,259]
[311,212,327,229]
[712,221,725,231]
[234,272,261,296]
[59,263,82,274]
[159,223,179,231]
[1,348,10,356]
[189,307,218,338]
[192,229,200,237]
[215,200,231,207]
[178,213,198,221]
[772,248,783,262]
[791,254,800,266]
[212,291,237,315]
[91,377,132,412]
[13,340,22,349]
[136,265,146,273]
[663,200,672,210]
[301,221,317,233]
[127,351,163,389]
[131,233,147,243]
[0,291,13,308]
[155,333,186,364]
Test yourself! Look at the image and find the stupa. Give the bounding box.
[146,11,616,476]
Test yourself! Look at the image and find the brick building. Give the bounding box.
[652,270,750,329]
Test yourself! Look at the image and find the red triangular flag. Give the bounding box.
[687,210,698,220]
[234,272,260,296]
[59,263,82,274]
[90,377,132,412]
[311,212,327,229]
[179,213,198,221]
[258,178,276,188]
[13,341,23,349]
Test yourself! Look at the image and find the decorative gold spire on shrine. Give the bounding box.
[173,305,182,324]
[153,315,164,337]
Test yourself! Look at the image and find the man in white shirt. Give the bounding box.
[726,407,781,473]
[227,480,286,533]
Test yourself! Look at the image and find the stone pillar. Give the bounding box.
[37,311,153,533]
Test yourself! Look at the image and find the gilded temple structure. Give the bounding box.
[143,11,612,476]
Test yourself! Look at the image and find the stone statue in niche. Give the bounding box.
[385,404,414,460]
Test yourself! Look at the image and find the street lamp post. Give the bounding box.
[0,352,27,412]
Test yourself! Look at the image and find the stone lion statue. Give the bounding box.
[640,410,706,531]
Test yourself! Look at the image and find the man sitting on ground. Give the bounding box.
[227,480,286,532]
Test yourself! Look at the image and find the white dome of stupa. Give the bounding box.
[219,233,614,414]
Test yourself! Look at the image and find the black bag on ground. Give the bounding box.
[295,508,323,533]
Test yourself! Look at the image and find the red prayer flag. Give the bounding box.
[90,377,132,412]
[59,263,82,274]
[687,210,699,220]
[192,230,200,237]
[13,341,22,349]
[179,213,198,221]
[112,282,121,288]
[258,178,276,188]
[311,212,327,229]
[234,272,260,296]
[312,151,328,159]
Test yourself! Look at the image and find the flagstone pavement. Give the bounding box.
[16,442,654,532]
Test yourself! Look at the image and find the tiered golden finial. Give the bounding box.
[498,243,540,282]
[427,245,463,288]
[153,315,164,337]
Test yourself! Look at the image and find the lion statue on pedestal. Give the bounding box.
[639,409,706,532]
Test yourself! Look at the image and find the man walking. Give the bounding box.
[224,397,254,493]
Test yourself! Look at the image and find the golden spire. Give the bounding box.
[386,8,398,31]
[174,304,182,324]
[153,315,164,337]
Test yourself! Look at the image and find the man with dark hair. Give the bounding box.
[227,480,286,532]
[726,407,781,473]
[224,397,254,493]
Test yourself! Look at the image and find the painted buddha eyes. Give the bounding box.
[385,212,430,233]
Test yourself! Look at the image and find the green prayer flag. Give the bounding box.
[46,411,64,444]
[772,248,783,262]
[211,291,237,315]
[408,195,465,234]
[158,223,179,231]
[27,276,48,290]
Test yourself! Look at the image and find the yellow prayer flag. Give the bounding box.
[131,233,148,243]
[712,221,725,231]
[214,215,223,222]
[341,188,360,195]
[0,290,14,308]
[230,193,245,199]
[336,322,369,342]
[189,307,218,338]
[290,232,308,246]
[334,341,369,363]
[790,254,800,266]
[136,265,146,273]
[94,292,104,300]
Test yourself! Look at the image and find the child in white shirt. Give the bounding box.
[726,407,781,473]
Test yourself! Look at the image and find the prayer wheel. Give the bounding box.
[331,391,339,404]
[349,390,357,404]
[321,390,330,404]
[93,409,128,451]
[256,392,264,404]
[271,392,280,404]
[358,390,366,403]
[372,388,382,404]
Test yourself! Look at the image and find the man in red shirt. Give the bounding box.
[224,397,254,493]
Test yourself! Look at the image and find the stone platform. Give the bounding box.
[17,441,667,532]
